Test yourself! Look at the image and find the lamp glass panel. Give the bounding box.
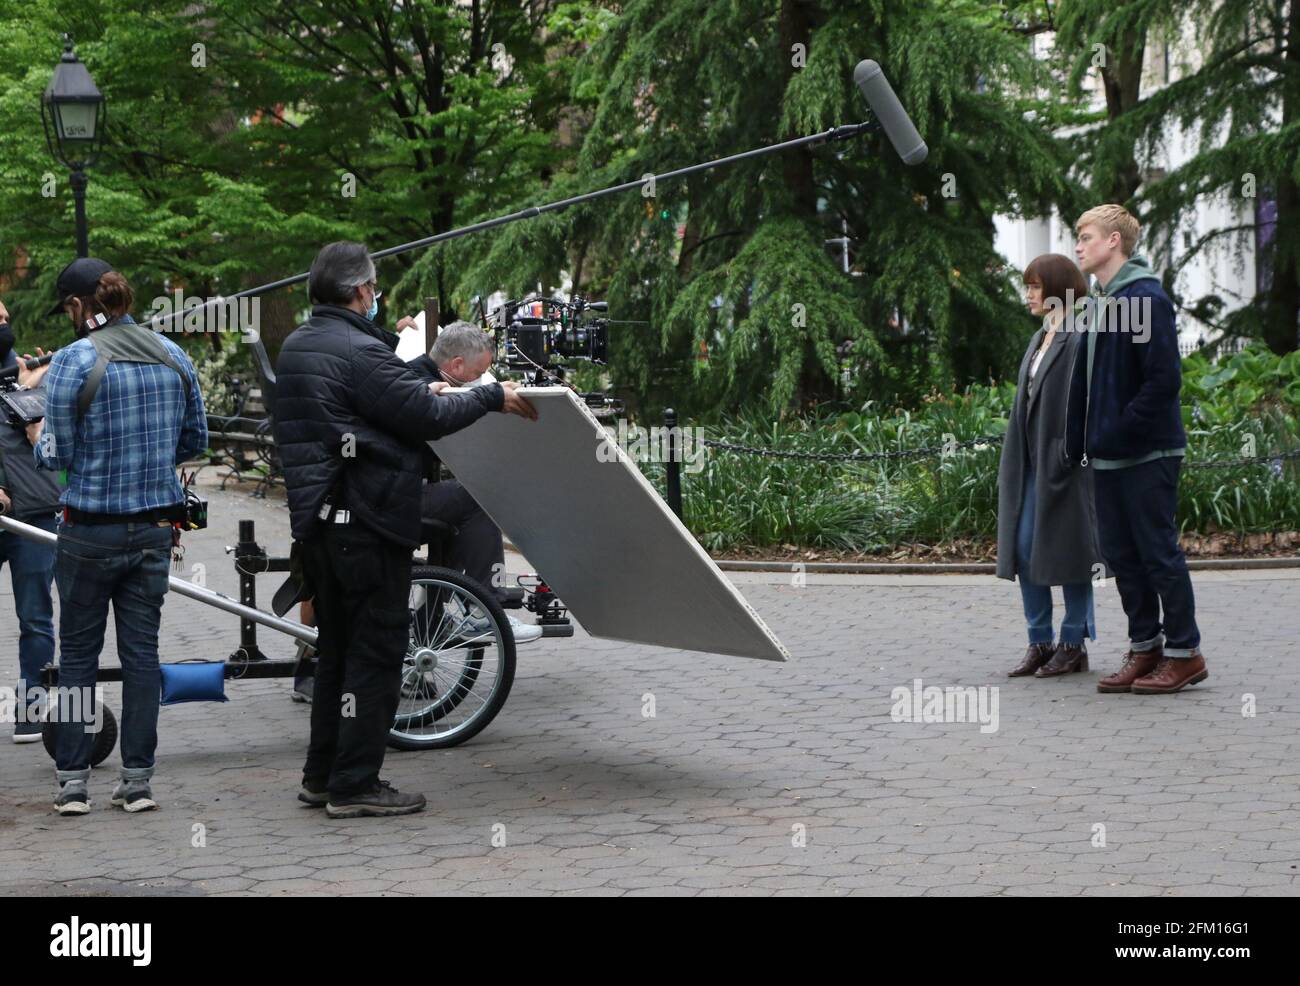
[55,102,97,142]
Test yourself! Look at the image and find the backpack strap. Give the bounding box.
[77,321,191,417]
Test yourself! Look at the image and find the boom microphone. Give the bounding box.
[853,59,928,165]
[0,350,55,380]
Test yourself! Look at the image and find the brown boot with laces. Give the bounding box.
[1096,647,1162,693]
[1131,654,1208,694]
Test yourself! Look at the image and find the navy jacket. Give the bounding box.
[1065,258,1186,465]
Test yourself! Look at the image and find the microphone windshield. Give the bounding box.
[853,60,928,165]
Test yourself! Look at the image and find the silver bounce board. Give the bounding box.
[430,387,789,662]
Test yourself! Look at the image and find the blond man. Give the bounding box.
[1065,204,1207,694]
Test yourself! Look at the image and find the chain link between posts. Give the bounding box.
[697,434,1300,470]
[204,415,1300,472]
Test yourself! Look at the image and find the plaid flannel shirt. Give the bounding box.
[33,316,208,514]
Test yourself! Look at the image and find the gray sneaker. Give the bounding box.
[111,780,158,812]
[54,782,91,816]
[291,676,315,703]
[298,783,329,808]
[443,598,543,645]
[326,780,426,818]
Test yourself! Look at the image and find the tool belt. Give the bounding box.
[64,505,183,526]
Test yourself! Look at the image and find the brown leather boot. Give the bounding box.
[1008,642,1055,677]
[1131,655,1208,694]
[1034,642,1089,677]
[1096,647,1162,693]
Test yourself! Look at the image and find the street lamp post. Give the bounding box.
[40,34,106,258]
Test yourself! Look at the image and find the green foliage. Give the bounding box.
[1,0,1292,431]
[659,217,872,413]
[193,342,252,417]
[1055,0,1300,352]
[407,0,1079,417]
[0,0,579,357]
[651,347,1300,551]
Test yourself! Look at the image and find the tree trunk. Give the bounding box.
[777,0,818,217]
[251,275,304,366]
[677,176,703,279]
[778,0,833,406]
[1100,27,1147,203]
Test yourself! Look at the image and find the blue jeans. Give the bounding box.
[1093,456,1200,657]
[1017,469,1095,646]
[0,514,57,708]
[52,519,173,782]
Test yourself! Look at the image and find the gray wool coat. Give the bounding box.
[996,319,1108,585]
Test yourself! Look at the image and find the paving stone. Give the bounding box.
[2,484,1299,895]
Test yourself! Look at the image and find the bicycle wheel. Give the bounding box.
[388,565,516,750]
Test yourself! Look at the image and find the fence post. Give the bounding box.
[664,407,682,519]
[234,519,268,661]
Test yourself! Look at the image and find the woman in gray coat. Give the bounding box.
[997,254,1103,677]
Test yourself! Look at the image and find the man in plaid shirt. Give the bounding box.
[27,258,207,816]
[34,320,207,513]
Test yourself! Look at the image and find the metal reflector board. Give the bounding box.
[430,387,788,662]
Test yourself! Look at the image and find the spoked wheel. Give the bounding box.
[388,565,516,750]
[42,703,119,767]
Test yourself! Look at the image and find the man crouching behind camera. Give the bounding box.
[275,241,536,819]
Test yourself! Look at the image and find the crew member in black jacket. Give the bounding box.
[274,241,536,818]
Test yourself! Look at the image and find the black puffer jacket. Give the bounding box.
[274,305,504,546]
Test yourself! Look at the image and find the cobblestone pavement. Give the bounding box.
[1,479,1298,896]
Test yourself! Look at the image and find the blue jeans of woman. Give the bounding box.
[1017,469,1095,646]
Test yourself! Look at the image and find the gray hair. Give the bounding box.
[431,319,493,365]
[308,241,376,305]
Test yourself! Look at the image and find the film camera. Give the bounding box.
[489,294,609,371]
[481,294,628,414]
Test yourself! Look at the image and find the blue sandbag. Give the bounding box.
[159,661,229,706]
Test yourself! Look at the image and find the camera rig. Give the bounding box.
[0,355,51,428]
[481,294,629,414]
[0,386,45,429]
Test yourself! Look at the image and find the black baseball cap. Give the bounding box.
[46,257,114,317]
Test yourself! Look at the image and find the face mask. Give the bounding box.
[364,283,382,322]
[442,356,495,387]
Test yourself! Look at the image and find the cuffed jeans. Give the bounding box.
[1017,469,1096,646]
[0,513,57,709]
[53,519,172,783]
[1093,456,1201,657]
